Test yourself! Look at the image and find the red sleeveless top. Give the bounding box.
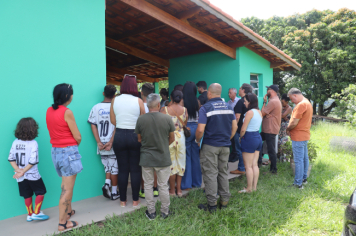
[46,105,78,147]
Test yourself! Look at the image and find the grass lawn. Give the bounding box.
[63,123,356,236]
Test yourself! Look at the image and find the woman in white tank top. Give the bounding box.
[110,75,145,207]
[239,93,263,193]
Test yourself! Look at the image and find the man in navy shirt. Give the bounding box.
[196,83,237,212]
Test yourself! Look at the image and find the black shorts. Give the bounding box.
[18,178,47,199]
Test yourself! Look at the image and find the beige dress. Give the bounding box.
[165,107,187,176]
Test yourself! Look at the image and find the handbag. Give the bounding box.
[168,107,191,137]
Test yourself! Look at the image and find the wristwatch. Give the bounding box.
[195,139,200,144]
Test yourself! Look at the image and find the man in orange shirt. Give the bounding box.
[286,88,313,189]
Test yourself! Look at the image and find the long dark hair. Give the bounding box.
[183,81,199,119]
[171,90,183,103]
[15,117,39,141]
[245,93,259,110]
[52,83,73,110]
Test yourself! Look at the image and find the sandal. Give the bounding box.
[58,220,78,232]
[238,188,252,193]
[67,210,75,219]
[133,200,140,208]
[120,201,127,208]
[177,192,183,198]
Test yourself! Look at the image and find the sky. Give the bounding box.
[208,0,356,20]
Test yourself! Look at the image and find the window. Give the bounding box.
[250,74,259,96]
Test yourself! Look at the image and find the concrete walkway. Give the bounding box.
[0,162,242,236]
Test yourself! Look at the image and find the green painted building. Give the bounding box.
[0,0,300,221]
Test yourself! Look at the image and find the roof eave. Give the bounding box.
[190,0,302,71]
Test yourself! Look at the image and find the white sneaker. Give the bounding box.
[31,211,49,221]
[27,215,33,222]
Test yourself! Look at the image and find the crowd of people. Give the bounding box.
[7,75,313,231]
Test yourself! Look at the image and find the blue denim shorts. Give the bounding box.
[241,131,263,153]
[51,145,83,177]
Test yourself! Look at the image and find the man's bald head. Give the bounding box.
[208,83,222,97]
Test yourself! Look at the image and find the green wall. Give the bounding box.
[169,47,273,104]
[0,1,105,220]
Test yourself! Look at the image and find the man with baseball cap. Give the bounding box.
[259,85,282,174]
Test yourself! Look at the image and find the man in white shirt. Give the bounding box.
[228,88,239,109]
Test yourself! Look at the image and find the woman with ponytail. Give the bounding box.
[161,90,187,197]
[46,83,82,231]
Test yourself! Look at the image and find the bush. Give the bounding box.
[333,84,356,126]
[280,140,318,163]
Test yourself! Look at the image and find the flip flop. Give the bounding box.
[58,220,78,232]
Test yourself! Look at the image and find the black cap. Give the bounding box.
[266,85,279,93]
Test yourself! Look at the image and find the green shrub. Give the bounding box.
[280,140,318,163]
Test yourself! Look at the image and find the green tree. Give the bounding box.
[333,84,356,125]
[282,8,356,115]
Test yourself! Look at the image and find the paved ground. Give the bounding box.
[0,162,243,236]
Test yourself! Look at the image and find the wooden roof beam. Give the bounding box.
[270,62,287,68]
[117,6,202,40]
[170,40,252,59]
[120,0,236,59]
[106,37,170,67]
[107,66,160,83]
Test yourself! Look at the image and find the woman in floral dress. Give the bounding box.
[161,90,187,197]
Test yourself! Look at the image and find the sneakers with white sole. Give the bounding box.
[303,179,308,185]
[27,215,33,222]
[102,183,111,199]
[31,211,49,221]
[111,192,120,200]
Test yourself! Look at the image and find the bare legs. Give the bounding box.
[169,174,182,196]
[58,175,78,231]
[241,151,260,192]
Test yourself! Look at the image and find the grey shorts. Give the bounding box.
[51,145,83,177]
[101,154,118,175]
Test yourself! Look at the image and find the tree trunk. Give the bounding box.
[318,103,324,116]
[313,102,317,115]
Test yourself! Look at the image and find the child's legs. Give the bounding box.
[108,155,118,187]
[19,180,34,215]
[30,178,47,214]
[59,174,77,224]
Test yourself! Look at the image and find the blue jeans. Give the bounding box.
[181,122,202,189]
[51,145,83,177]
[234,133,245,171]
[292,141,309,186]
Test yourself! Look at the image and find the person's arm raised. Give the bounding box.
[65,109,81,145]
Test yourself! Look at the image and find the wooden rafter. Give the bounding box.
[106,37,170,67]
[270,62,287,68]
[117,6,202,40]
[170,40,252,58]
[119,0,236,59]
[107,66,160,83]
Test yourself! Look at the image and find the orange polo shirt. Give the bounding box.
[290,99,313,141]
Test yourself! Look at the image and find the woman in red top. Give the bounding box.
[46,83,82,231]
